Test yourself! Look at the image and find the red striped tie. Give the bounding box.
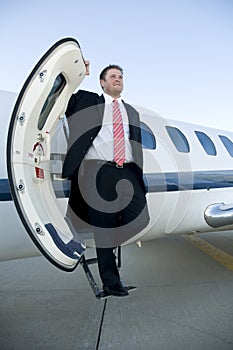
[112,99,125,166]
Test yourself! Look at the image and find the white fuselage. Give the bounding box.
[1,90,233,262]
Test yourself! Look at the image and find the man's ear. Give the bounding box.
[100,79,105,90]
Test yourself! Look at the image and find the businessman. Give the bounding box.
[62,63,149,296]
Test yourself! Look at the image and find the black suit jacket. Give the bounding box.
[62,90,144,179]
[62,90,145,224]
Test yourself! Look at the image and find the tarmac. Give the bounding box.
[1,231,233,350]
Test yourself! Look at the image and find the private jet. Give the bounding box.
[1,38,233,297]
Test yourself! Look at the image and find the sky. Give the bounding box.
[0,0,233,130]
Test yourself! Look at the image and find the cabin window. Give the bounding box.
[194,131,217,156]
[38,73,66,130]
[219,135,233,157]
[140,122,156,149]
[166,126,190,153]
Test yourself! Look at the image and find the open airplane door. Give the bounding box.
[7,38,87,271]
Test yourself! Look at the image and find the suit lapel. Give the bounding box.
[123,101,138,141]
[96,94,105,124]
[96,97,138,141]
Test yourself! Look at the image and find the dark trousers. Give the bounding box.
[80,160,149,287]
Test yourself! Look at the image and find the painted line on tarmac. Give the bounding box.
[183,234,233,271]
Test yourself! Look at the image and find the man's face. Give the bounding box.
[100,68,124,98]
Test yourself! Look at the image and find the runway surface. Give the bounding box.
[1,231,233,350]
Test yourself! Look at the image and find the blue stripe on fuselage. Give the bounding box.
[1,170,233,201]
[144,170,233,192]
[0,179,12,201]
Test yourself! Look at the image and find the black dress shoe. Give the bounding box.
[103,284,129,297]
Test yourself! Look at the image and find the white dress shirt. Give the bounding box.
[85,93,134,162]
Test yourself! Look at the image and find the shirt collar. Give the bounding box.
[103,92,122,104]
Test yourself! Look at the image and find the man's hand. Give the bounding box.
[84,60,90,75]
